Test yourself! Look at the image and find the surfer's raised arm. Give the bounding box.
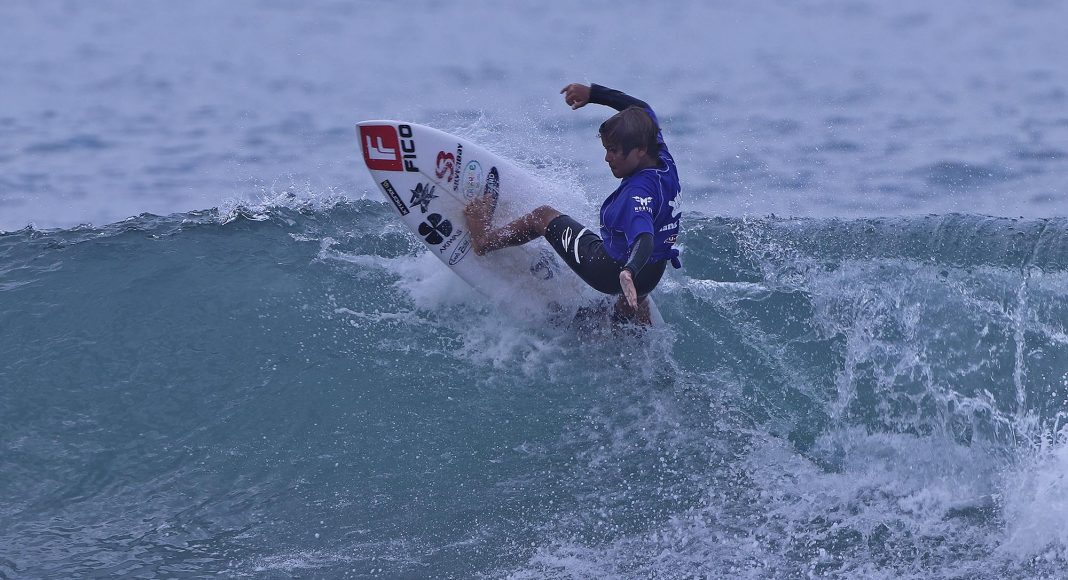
[561,83,651,112]
[562,83,666,151]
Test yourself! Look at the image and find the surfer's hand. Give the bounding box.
[560,83,590,110]
[619,269,638,309]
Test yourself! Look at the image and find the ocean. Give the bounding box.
[3,1,1068,578]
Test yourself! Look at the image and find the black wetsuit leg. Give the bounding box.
[544,215,665,297]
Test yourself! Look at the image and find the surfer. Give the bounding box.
[464,82,681,325]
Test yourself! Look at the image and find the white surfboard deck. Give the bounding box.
[356,120,662,326]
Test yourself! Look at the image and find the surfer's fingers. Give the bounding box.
[560,84,589,109]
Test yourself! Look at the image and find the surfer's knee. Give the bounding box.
[530,205,561,232]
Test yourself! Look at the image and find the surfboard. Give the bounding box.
[356,120,662,325]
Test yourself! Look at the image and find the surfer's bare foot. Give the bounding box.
[464,195,493,255]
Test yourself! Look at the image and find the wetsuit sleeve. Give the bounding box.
[623,233,654,276]
[589,84,651,112]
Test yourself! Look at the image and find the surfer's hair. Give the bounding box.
[598,106,660,157]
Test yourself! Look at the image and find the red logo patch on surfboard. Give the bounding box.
[360,125,403,171]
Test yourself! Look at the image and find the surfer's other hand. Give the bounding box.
[619,269,638,309]
[560,83,591,110]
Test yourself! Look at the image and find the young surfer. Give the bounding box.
[464,82,681,324]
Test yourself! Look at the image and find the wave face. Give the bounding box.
[3,204,1068,578]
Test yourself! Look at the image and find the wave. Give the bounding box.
[3,203,1068,577]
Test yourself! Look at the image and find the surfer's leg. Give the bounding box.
[466,204,560,256]
[544,215,625,295]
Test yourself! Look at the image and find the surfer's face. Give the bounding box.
[602,139,648,179]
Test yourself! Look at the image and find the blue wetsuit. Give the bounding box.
[545,84,682,297]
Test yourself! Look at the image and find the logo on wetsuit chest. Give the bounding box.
[632,196,653,212]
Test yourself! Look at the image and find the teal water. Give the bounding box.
[3,204,1068,578]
